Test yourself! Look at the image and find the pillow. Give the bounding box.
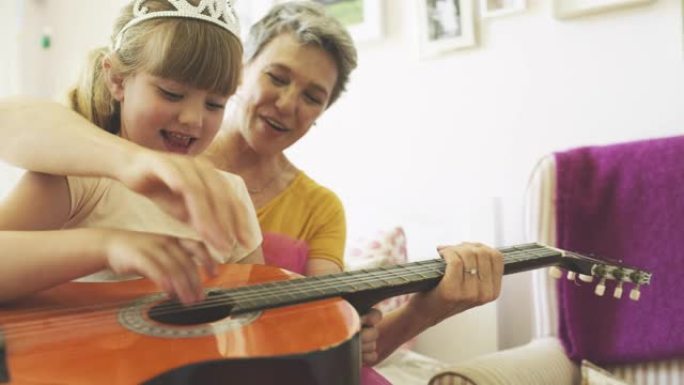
[346,227,415,348]
[581,360,631,385]
[428,337,579,385]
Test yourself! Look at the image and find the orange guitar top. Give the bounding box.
[0,264,360,385]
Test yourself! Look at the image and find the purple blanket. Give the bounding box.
[555,135,684,365]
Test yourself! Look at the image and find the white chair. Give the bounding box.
[428,154,684,385]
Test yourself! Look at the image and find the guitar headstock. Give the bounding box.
[547,247,652,301]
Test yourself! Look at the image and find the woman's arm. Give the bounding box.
[0,97,136,178]
[372,243,504,365]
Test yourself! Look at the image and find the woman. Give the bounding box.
[204,1,504,368]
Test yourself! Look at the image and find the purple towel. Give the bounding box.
[555,135,684,365]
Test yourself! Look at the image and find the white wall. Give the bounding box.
[0,0,20,97]
[1,0,682,363]
[286,0,684,355]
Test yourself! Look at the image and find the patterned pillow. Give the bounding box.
[346,227,415,348]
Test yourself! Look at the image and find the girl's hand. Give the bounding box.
[116,149,256,255]
[103,229,217,305]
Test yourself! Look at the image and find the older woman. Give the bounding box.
[203,0,504,374]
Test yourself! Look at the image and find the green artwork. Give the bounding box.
[316,0,364,26]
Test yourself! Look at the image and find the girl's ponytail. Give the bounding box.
[68,47,120,134]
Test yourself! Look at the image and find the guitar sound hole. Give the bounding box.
[148,291,233,326]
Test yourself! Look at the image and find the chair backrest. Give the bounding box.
[525,153,684,385]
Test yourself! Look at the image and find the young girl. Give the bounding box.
[0,0,262,305]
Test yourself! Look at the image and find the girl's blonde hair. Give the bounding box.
[69,0,243,134]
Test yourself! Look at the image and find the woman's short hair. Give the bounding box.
[244,1,358,107]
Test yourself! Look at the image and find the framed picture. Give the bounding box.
[552,0,656,19]
[312,0,383,43]
[480,0,526,18]
[417,0,476,58]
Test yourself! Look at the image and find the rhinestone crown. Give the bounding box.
[113,0,240,51]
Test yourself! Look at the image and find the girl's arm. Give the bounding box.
[0,172,216,305]
[0,228,218,305]
[0,97,256,254]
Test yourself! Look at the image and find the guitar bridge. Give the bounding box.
[0,331,8,383]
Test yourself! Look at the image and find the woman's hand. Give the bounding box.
[360,308,383,366]
[407,242,504,327]
[103,229,217,305]
[115,149,256,255]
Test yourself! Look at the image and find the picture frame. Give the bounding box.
[552,0,656,19]
[480,0,526,18]
[417,0,476,58]
[312,0,384,43]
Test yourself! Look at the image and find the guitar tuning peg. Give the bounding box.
[613,282,623,299]
[579,274,594,283]
[594,277,606,296]
[566,271,577,281]
[630,285,641,301]
[549,267,563,279]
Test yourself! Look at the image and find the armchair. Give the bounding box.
[429,136,684,385]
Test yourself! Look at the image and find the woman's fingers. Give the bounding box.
[360,308,382,366]
[426,242,504,323]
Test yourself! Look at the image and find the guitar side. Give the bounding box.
[0,264,361,385]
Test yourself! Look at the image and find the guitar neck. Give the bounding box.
[225,243,564,315]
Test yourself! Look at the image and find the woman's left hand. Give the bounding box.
[360,308,383,366]
[406,242,504,327]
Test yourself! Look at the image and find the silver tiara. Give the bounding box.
[113,0,240,51]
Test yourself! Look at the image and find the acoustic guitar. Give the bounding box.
[0,243,651,385]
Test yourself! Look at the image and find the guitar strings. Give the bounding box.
[4,246,550,324]
[1,247,556,337]
[2,247,553,328]
[2,247,557,338]
[0,261,450,337]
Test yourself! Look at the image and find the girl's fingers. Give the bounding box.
[161,240,204,304]
[179,238,218,277]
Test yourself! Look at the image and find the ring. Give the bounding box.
[466,268,478,276]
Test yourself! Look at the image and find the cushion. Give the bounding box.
[581,360,631,385]
[346,226,415,348]
[428,337,579,385]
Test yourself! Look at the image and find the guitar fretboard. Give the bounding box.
[203,243,564,315]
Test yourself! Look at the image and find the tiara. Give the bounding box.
[113,0,240,51]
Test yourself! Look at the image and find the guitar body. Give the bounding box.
[0,264,361,385]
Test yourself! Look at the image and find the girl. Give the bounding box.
[0,0,263,305]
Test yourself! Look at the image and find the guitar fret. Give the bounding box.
[222,242,651,317]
